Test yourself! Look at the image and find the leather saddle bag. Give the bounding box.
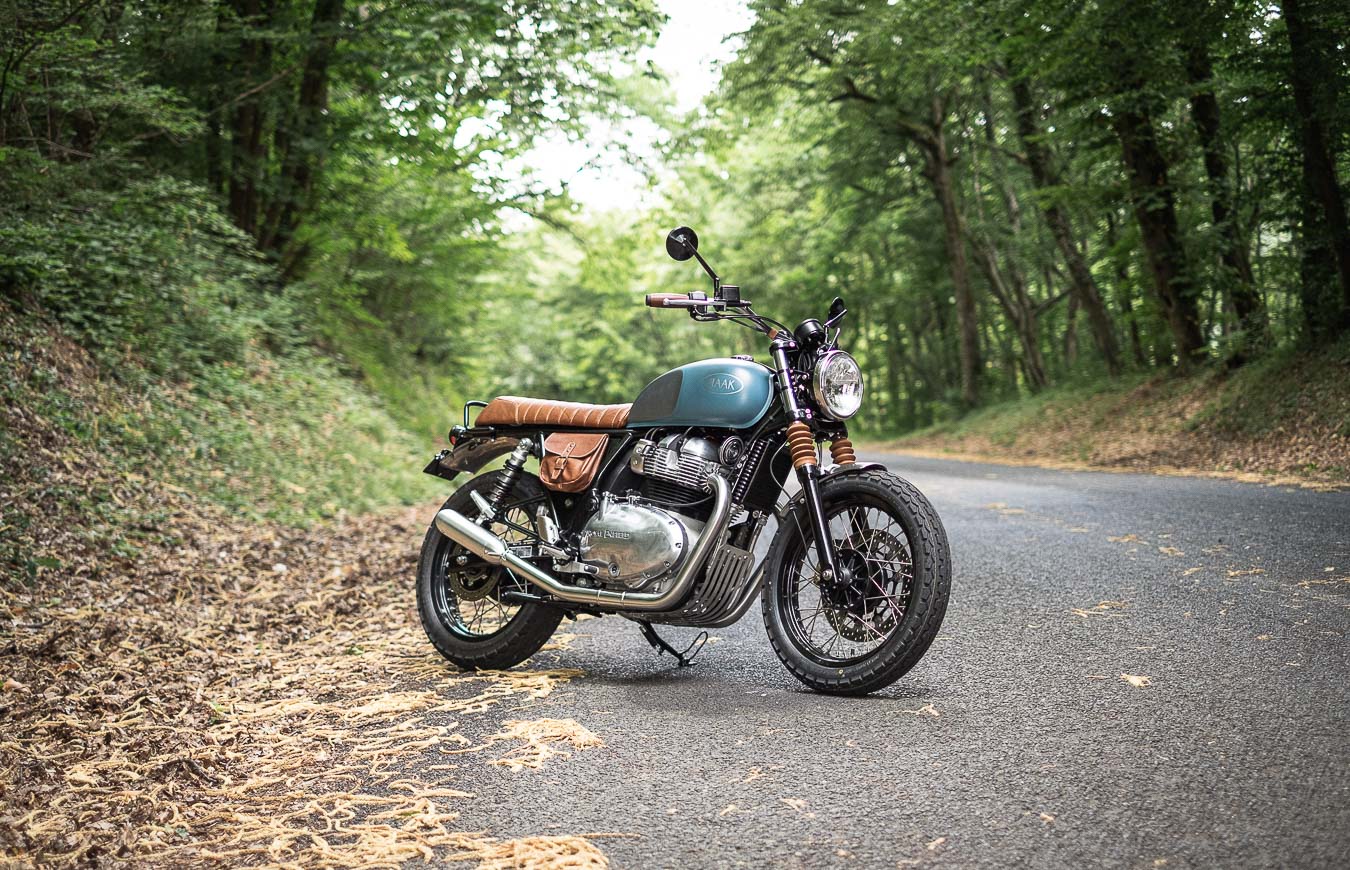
[539,432,609,493]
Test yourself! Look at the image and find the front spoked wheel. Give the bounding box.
[763,469,951,695]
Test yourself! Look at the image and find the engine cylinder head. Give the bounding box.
[631,435,725,493]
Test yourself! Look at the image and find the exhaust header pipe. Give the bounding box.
[434,473,731,611]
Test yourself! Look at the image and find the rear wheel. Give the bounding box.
[416,472,563,670]
[762,469,950,695]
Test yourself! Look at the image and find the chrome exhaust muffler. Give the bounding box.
[434,473,731,611]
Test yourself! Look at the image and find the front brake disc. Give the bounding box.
[826,528,908,642]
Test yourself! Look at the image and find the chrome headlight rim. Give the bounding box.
[811,350,864,421]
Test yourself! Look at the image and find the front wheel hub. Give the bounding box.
[823,540,904,641]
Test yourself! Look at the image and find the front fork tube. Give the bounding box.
[796,463,839,585]
[772,335,841,586]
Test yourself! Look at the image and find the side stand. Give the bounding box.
[636,621,708,668]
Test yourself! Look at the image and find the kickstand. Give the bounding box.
[636,621,708,668]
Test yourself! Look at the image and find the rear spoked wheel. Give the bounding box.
[763,469,950,695]
[417,472,563,670]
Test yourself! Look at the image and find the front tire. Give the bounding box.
[416,472,563,670]
[762,468,951,695]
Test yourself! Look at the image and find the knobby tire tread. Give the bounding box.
[762,469,951,696]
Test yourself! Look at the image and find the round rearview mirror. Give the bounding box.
[665,226,698,261]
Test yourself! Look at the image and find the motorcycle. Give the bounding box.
[416,227,951,695]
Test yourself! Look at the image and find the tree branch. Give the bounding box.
[831,76,879,104]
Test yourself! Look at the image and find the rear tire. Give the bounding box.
[416,472,563,670]
[762,468,951,695]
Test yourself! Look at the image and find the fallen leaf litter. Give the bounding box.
[1,502,611,868]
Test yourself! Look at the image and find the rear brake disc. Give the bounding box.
[446,550,498,602]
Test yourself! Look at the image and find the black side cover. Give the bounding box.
[627,369,683,426]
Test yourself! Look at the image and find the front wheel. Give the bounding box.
[762,469,951,695]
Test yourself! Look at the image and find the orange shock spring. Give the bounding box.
[786,421,817,469]
[830,437,857,466]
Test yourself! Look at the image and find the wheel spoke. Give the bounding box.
[433,483,533,641]
[846,507,870,544]
[777,494,916,667]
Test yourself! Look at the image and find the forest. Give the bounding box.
[3,3,1350,866]
[1,0,1348,466]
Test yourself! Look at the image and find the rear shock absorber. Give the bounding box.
[482,437,534,518]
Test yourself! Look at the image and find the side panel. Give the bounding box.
[628,358,775,429]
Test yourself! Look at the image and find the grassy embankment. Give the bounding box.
[886,339,1350,488]
[0,300,446,582]
[0,177,456,581]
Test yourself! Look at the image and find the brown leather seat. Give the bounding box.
[475,396,631,429]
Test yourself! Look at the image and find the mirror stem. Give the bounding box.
[688,247,720,291]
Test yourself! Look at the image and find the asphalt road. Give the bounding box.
[427,453,1350,869]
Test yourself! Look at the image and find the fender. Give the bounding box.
[422,435,519,482]
[773,461,887,517]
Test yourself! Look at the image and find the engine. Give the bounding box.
[630,433,738,510]
[555,434,741,592]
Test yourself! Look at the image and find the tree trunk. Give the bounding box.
[918,104,981,407]
[971,239,1049,390]
[1105,211,1148,366]
[1064,290,1080,366]
[1007,70,1122,375]
[1283,0,1350,339]
[1112,104,1206,367]
[261,0,345,257]
[227,0,273,236]
[1184,42,1269,350]
[885,316,905,429]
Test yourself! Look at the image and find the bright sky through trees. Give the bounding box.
[518,0,752,209]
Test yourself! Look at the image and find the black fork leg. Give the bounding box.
[797,464,841,586]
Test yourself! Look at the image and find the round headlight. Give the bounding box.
[812,350,863,420]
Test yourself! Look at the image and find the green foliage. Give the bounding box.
[2,173,274,373]
[0,0,663,542]
[2,0,1348,554]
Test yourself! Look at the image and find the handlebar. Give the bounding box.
[645,289,790,339]
[645,293,695,308]
[645,292,726,310]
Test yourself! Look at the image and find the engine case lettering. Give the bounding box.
[570,500,699,590]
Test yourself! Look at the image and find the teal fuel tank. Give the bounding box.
[627,358,775,429]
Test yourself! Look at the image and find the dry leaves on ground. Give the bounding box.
[1071,600,1129,619]
[482,719,604,771]
[896,703,941,717]
[1,495,605,868]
